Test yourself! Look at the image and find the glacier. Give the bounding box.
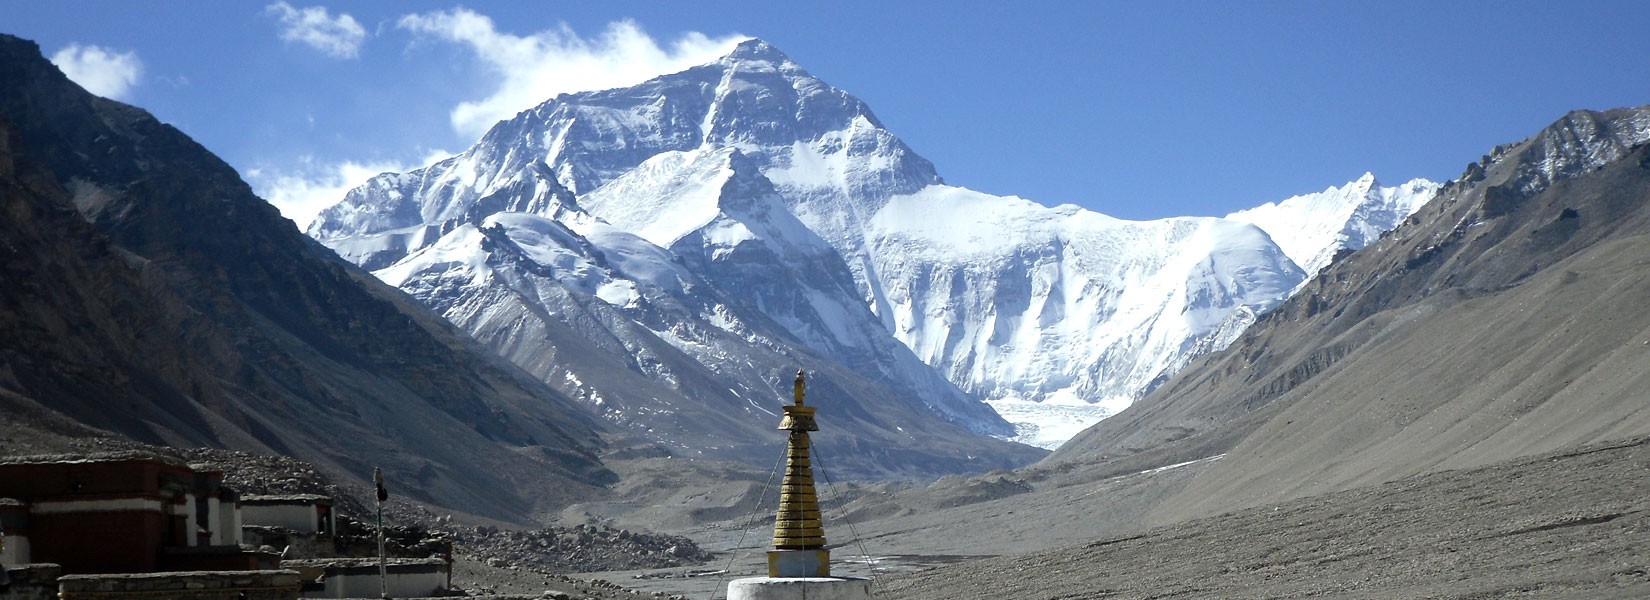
[1227,173,1439,281]
[309,38,1438,451]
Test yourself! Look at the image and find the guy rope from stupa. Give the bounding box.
[768,368,830,577]
[720,369,874,599]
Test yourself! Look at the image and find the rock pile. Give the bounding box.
[331,515,451,559]
[179,448,369,517]
[451,524,714,574]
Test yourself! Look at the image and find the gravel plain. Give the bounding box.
[875,436,1650,599]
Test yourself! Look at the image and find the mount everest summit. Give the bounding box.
[310,39,1437,451]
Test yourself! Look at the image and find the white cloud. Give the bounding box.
[50,44,143,100]
[249,151,450,230]
[396,11,746,139]
[266,2,367,59]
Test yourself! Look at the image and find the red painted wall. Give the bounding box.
[29,511,169,574]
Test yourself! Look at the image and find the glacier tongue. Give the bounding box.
[984,399,1123,451]
[310,37,1440,453]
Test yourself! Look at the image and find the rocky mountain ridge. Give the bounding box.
[0,33,613,523]
[1052,103,1650,521]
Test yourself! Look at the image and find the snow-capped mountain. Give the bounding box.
[314,110,1038,475]
[1227,173,1439,279]
[310,38,1425,451]
[866,186,1305,447]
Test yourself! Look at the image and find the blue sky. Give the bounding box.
[9,1,1650,226]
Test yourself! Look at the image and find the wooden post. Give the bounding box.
[374,467,388,599]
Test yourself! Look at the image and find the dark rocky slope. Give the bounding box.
[0,33,611,522]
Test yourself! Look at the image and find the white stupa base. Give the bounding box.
[726,576,873,600]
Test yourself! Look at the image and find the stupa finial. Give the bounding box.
[793,368,805,406]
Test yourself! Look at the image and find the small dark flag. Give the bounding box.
[373,467,388,502]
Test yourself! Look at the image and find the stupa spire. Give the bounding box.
[769,369,828,575]
[729,369,873,598]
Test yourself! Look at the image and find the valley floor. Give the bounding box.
[874,435,1650,599]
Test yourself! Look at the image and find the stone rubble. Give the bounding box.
[450,523,714,574]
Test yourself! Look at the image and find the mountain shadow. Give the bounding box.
[0,33,613,523]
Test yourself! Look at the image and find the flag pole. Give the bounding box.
[374,467,388,599]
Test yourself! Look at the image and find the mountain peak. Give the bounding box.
[0,33,39,55]
[1226,173,1441,279]
[723,38,791,64]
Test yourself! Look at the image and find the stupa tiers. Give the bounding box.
[769,369,828,576]
[727,370,874,600]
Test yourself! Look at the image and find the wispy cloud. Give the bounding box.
[266,2,367,59]
[396,11,746,139]
[249,151,450,230]
[50,44,143,100]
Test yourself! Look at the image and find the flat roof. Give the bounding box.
[0,451,189,468]
[239,494,333,505]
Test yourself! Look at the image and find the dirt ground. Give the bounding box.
[447,553,692,600]
[558,436,1650,599]
[37,412,1642,600]
[875,436,1650,599]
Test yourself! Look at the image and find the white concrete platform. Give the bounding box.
[726,576,873,600]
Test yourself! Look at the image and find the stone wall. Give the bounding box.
[243,526,347,559]
[1,564,61,600]
[281,558,447,599]
[57,570,300,600]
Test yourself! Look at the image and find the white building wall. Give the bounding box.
[1,534,28,565]
[316,570,445,598]
[242,504,321,533]
[206,496,224,545]
[178,496,199,547]
[30,498,164,514]
[220,502,242,546]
